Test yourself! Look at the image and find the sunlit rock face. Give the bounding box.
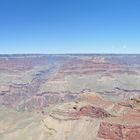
[98,122,140,140]
[0,54,140,140]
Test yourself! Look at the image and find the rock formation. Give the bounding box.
[0,54,140,140]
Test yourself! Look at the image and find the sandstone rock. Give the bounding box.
[98,122,140,140]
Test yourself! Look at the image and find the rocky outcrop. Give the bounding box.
[77,105,112,118]
[97,107,140,140]
[49,100,113,121]
[98,122,140,140]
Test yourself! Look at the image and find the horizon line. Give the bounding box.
[0,53,140,56]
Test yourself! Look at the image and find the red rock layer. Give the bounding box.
[77,105,112,118]
[98,122,140,140]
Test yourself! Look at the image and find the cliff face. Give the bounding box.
[97,97,140,140]
[98,122,140,140]
[0,54,140,140]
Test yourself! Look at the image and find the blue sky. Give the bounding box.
[0,0,140,54]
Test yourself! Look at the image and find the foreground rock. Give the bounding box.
[0,93,140,140]
[98,108,140,140]
[98,122,140,140]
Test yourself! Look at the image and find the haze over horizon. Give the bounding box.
[0,0,140,54]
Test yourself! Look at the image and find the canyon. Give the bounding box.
[0,54,140,140]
